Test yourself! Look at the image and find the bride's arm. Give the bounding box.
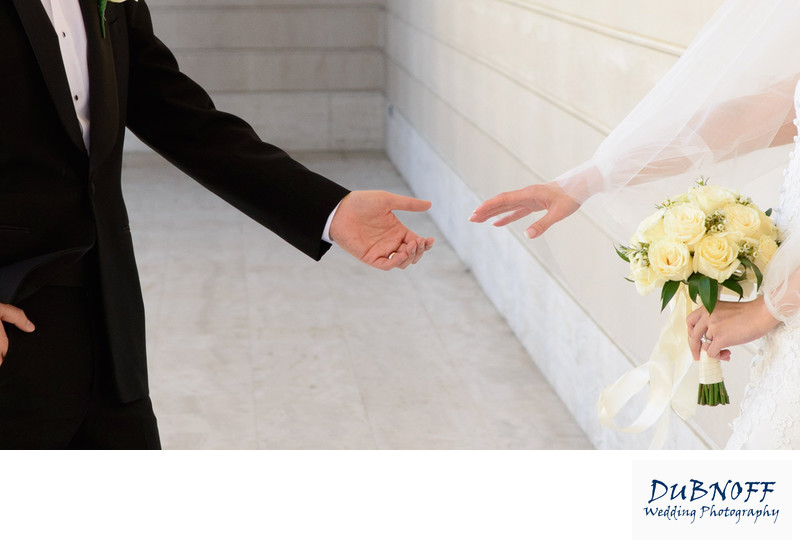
[587,77,798,194]
[694,78,798,159]
[471,79,797,237]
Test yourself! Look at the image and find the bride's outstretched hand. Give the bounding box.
[468,182,580,238]
[686,296,781,362]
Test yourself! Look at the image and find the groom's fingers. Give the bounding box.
[408,235,434,262]
[387,192,432,213]
[400,242,418,268]
[384,238,432,269]
[0,304,35,333]
[0,324,7,365]
[373,251,409,271]
[0,303,34,366]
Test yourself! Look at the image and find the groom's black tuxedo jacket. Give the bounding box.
[0,0,350,401]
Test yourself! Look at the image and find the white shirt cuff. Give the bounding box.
[322,201,342,245]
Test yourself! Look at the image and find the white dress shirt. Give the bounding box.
[39,0,337,242]
[40,0,91,150]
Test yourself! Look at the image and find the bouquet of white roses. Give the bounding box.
[616,177,779,406]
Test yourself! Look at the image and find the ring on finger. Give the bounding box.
[700,333,713,344]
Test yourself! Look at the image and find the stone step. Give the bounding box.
[172,49,383,93]
[150,5,383,50]
[125,1,386,152]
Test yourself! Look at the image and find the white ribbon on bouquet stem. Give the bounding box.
[597,286,701,449]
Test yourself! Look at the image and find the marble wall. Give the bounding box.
[383,0,753,449]
[126,0,385,151]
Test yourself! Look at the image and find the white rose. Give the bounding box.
[757,209,779,239]
[663,204,707,249]
[757,235,779,268]
[687,184,735,214]
[648,238,693,281]
[630,259,659,296]
[693,234,740,282]
[723,203,761,238]
[630,210,665,245]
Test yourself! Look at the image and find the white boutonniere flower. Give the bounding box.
[98,0,138,38]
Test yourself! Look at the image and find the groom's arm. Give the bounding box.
[123,1,350,260]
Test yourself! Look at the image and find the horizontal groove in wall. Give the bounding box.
[497,0,686,56]
[386,12,615,136]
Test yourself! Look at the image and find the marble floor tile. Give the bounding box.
[122,151,592,450]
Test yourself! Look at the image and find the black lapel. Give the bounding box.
[79,0,120,171]
[11,0,86,153]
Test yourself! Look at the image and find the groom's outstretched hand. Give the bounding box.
[329,190,435,270]
[469,182,580,238]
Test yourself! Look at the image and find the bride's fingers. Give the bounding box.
[525,207,567,239]
[706,334,728,360]
[471,201,528,222]
[703,337,722,359]
[686,307,713,360]
[470,189,544,222]
[493,208,534,227]
[688,319,709,361]
[686,306,705,329]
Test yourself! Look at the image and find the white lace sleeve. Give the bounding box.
[764,117,800,326]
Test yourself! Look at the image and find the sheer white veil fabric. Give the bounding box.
[555,0,800,325]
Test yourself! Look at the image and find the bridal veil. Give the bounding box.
[555,0,800,325]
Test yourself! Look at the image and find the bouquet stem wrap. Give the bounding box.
[697,350,730,406]
[597,286,700,449]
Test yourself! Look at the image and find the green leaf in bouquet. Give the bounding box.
[729,271,746,283]
[765,208,773,217]
[752,262,764,290]
[739,255,752,270]
[615,245,631,263]
[739,256,764,290]
[721,278,744,300]
[687,272,703,304]
[660,280,681,312]
[698,276,719,314]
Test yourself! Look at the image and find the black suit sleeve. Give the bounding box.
[123,1,349,260]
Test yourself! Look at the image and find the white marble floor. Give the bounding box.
[122,151,591,449]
